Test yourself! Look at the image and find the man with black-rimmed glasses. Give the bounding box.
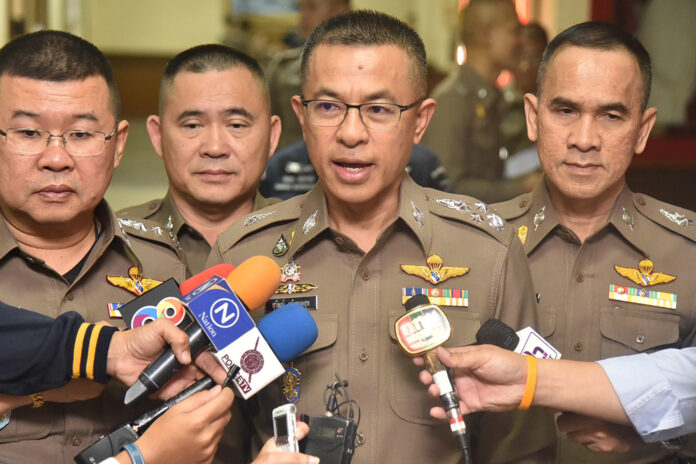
[210,10,555,463]
[0,30,188,463]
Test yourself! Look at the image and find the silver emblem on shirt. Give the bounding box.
[165,215,182,252]
[303,210,318,234]
[533,206,546,231]
[436,198,471,212]
[471,213,483,223]
[660,208,693,228]
[118,218,147,232]
[487,213,504,231]
[621,207,634,231]
[475,201,489,213]
[243,211,276,227]
[411,201,425,227]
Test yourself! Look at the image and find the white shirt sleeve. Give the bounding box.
[597,347,696,442]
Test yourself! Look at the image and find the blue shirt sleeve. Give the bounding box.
[597,348,696,442]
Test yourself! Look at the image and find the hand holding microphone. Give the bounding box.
[396,294,472,462]
[125,257,281,404]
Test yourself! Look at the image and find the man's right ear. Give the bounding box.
[146,115,164,159]
[523,93,540,143]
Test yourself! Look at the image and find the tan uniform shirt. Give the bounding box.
[266,47,303,150]
[0,202,186,464]
[495,181,696,464]
[119,191,279,464]
[208,176,556,463]
[423,64,527,203]
[118,191,278,275]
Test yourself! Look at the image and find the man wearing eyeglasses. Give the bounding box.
[210,10,554,463]
[0,31,188,463]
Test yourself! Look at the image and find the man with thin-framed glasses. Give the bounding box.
[0,30,191,463]
[210,10,554,463]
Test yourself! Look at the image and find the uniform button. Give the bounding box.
[635,335,645,344]
[574,342,584,352]
[575,272,584,283]
[66,293,74,301]
[637,197,646,206]
[519,200,528,208]
[361,269,370,280]
[71,435,81,447]
[359,349,368,362]
[335,236,344,246]
[356,432,366,446]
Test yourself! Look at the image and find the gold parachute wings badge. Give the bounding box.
[106,266,162,296]
[614,259,676,287]
[400,254,469,285]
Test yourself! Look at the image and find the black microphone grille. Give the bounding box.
[404,294,431,311]
[476,319,519,351]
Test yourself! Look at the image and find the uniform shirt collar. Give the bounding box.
[160,191,188,236]
[0,200,140,273]
[523,180,649,256]
[286,176,432,258]
[521,179,561,253]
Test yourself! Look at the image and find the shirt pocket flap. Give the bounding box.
[600,306,679,352]
[300,312,337,356]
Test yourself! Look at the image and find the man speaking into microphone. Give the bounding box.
[209,9,554,464]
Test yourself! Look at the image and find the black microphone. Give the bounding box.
[476,318,561,359]
[397,294,472,463]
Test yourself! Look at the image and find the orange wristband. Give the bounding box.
[518,355,537,410]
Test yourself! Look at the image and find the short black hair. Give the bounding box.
[300,10,427,95]
[0,30,121,117]
[537,21,652,109]
[159,44,267,111]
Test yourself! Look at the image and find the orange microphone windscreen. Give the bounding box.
[225,256,281,310]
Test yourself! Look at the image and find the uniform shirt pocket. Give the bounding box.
[387,309,480,425]
[599,306,680,358]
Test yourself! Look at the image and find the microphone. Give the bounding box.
[396,294,472,462]
[76,303,318,464]
[476,319,561,359]
[179,263,236,296]
[124,257,281,405]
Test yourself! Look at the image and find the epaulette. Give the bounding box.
[217,196,303,251]
[425,189,514,246]
[633,193,696,243]
[117,199,163,221]
[491,193,533,221]
[116,216,176,248]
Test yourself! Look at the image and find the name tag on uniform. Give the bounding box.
[401,288,468,308]
[608,284,677,310]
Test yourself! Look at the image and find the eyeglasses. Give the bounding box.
[0,126,118,156]
[302,98,423,130]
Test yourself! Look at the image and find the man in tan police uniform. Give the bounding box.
[423,0,538,203]
[494,22,696,463]
[119,45,281,275]
[0,31,186,463]
[209,10,556,463]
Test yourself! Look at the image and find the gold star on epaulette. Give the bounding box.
[400,254,469,285]
[614,259,676,287]
[106,266,162,296]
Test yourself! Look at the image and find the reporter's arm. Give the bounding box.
[0,303,117,395]
[598,348,696,442]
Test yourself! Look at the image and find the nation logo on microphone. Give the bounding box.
[395,303,451,355]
